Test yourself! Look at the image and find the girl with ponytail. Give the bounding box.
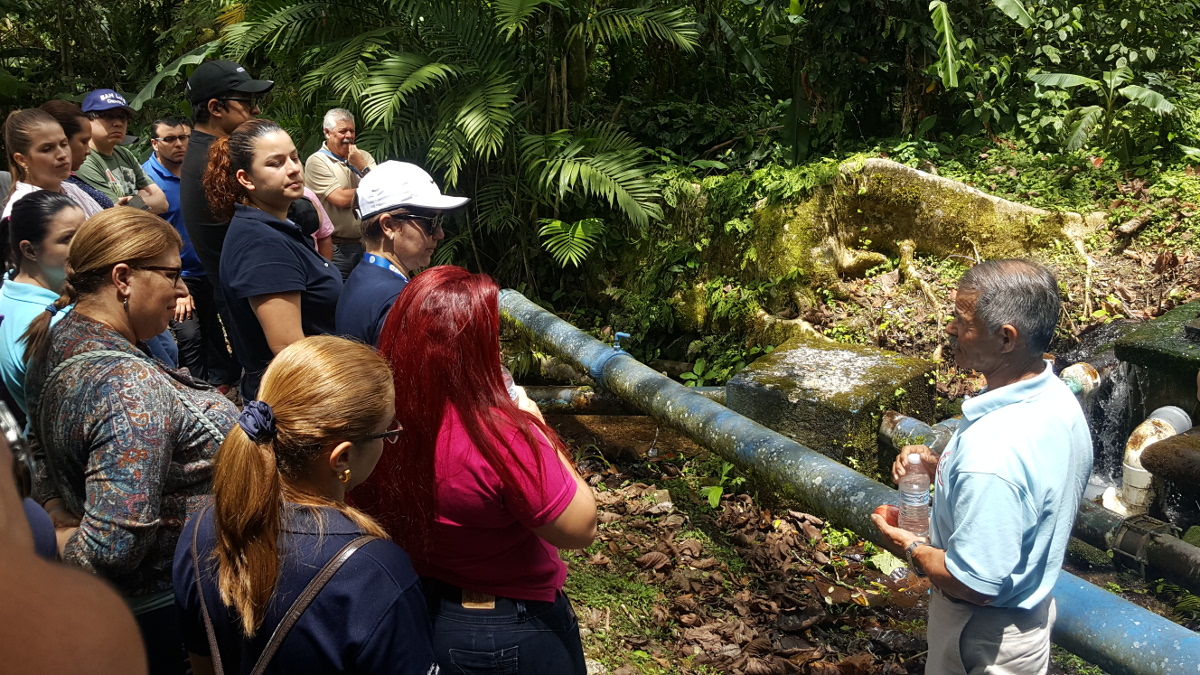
[173,335,437,675]
[202,119,341,401]
[22,206,240,675]
[0,190,83,414]
[3,108,103,219]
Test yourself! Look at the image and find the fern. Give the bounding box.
[538,218,606,267]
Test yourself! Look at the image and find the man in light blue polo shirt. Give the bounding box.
[873,259,1092,674]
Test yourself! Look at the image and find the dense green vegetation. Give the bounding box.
[4,0,1199,379]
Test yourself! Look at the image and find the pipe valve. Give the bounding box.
[613,332,631,351]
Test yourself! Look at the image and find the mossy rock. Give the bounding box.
[725,334,936,478]
[1113,300,1200,420]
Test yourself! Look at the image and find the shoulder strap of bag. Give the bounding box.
[249,534,377,675]
[191,503,225,675]
[191,503,377,675]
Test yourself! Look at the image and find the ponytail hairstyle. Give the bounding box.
[21,207,181,364]
[212,335,394,637]
[0,189,79,273]
[4,109,60,194]
[202,118,284,222]
[360,265,570,558]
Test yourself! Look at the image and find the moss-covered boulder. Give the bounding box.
[725,334,936,477]
[1113,300,1200,421]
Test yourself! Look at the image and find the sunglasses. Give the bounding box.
[134,265,183,287]
[404,214,444,237]
[153,134,191,144]
[363,419,403,442]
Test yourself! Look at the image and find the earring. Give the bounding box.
[339,468,351,483]
[122,296,129,312]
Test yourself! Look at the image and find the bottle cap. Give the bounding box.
[908,453,922,465]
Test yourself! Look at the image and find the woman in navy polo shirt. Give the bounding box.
[202,119,341,399]
[174,335,437,674]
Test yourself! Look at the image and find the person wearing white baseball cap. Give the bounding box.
[334,161,467,346]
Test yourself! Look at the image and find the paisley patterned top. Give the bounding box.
[25,311,238,600]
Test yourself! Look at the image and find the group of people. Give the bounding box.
[2,58,597,675]
[1,57,1101,675]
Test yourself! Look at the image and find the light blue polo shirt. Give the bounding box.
[0,279,67,412]
[930,360,1092,609]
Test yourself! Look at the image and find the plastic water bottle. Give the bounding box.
[898,453,930,536]
[500,365,519,401]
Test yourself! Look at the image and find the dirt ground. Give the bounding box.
[548,415,1129,675]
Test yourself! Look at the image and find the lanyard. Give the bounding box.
[319,148,363,177]
[363,254,408,281]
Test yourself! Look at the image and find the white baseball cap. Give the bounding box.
[356,161,469,219]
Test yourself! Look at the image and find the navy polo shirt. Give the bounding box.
[219,204,342,399]
[335,256,408,346]
[174,506,438,674]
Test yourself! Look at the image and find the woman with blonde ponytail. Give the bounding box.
[173,335,437,675]
[22,206,239,675]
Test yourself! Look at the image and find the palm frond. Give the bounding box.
[538,218,606,267]
[570,7,699,53]
[1029,72,1099,89]
[1119,85,1176,115]
[1063,105,1103,151]
[492,0,562,39]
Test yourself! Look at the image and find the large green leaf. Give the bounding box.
[1029,72,1099,89]
[990,0,1033,28]
[1119,85,1176,115]
[928,0,961,89]
[1063,105,1103,151]
[128,42,220,111]
[1101,67,1134,91]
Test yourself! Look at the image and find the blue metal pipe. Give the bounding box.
[499,288,1200,675]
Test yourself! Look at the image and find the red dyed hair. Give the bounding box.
[353,265,568,558]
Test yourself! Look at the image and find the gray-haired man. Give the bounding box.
[304,108,377,279]
[873,259,1092,674]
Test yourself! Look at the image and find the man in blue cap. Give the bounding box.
[75,89,168,213]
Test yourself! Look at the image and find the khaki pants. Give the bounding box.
[926,587,1055,675]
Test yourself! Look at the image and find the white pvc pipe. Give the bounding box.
[1102,406,1192,516]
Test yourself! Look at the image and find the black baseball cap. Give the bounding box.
[186,60,275,105]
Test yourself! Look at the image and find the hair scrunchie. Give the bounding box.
[238,400,277,443]
[45,304,58,316]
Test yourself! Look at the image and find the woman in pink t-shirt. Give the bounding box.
[355,265,596,674]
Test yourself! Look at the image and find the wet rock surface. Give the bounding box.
[725,335,935,475]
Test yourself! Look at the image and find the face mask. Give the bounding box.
[42,264,66,291]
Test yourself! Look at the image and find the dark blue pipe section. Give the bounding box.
[499,288,1200,675]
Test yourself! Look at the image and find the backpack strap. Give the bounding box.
[249,535,377,675]
[190,503,225,675]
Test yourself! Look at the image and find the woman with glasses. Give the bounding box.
[173,335,438,675]
[356,266,597,675]
[203,119,341,400]
[334,161,461,346]
[22,206,239,675]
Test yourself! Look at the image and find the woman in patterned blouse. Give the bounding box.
[23,206,239,675]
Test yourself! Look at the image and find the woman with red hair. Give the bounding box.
[358,265,596,674]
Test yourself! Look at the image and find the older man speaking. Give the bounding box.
[873,259,1092,675]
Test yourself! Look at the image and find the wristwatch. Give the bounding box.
[905,539,928,577]
[359,166,371,176]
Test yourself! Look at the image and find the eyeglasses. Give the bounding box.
[135,265,183,287]
[153,134,191,144]
[363,419,403,442]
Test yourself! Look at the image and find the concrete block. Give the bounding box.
[725,335,936,477]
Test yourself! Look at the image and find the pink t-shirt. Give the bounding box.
[419,406,576,602]
[303,187,335,246]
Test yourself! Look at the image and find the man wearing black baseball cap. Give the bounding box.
[177,60,275,394]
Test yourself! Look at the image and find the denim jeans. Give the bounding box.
[423,579,587,675]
